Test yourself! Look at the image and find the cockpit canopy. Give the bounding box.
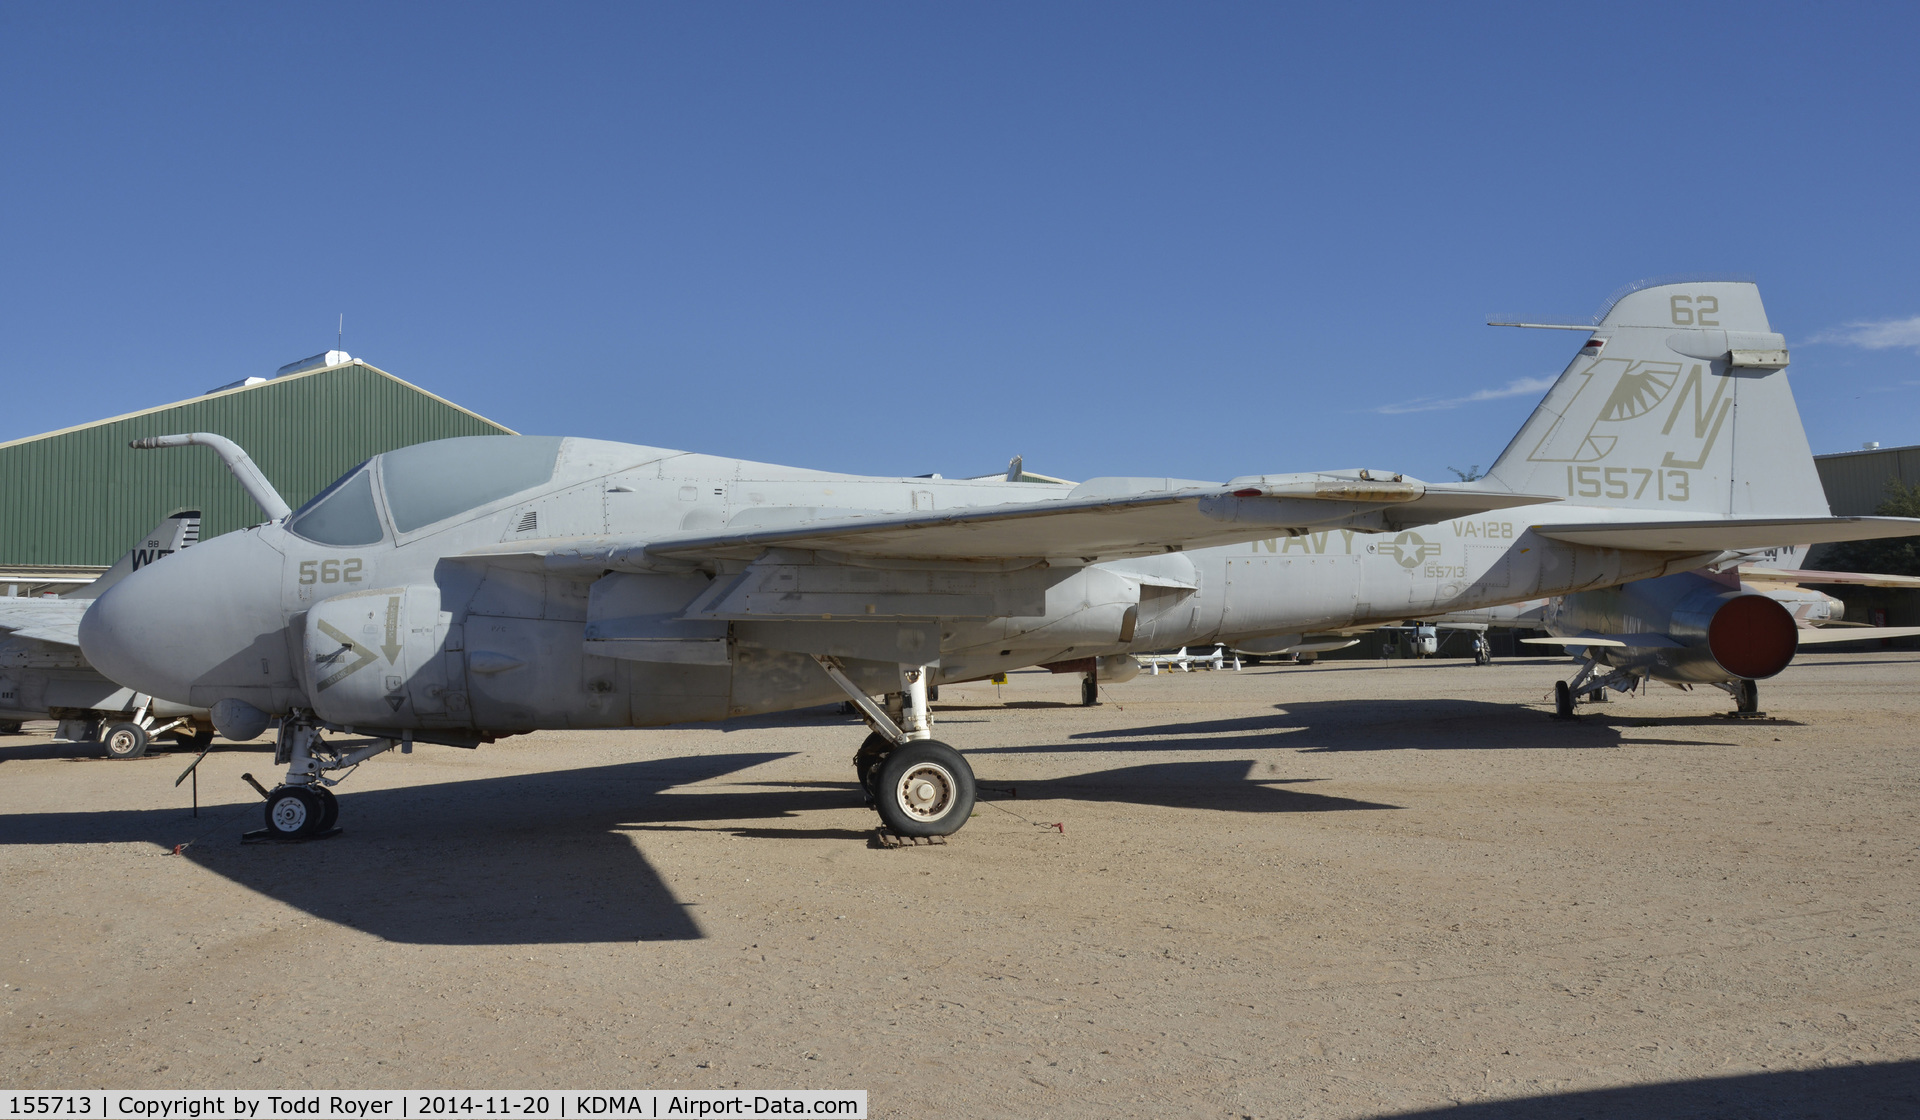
[286,435,565,545]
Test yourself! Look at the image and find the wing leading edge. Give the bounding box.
[631,475,1560,565]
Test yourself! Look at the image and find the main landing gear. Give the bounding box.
[252,715,401,841]
[815,657,977,837]
[1713,678,1764,717]
[1553,662,1626,719]
[98,698,198,760]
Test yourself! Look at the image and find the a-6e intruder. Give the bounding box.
[79,278,1920,841]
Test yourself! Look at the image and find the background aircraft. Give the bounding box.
[1,511,216,757]
[1422,546,1920,716]
[77,279,1920,841]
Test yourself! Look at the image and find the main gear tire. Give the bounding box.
[1080,674,1099,707]
[1737,679,1760,714]
[1554,680,1574,720]
[263,786,324,839]
[852,732,892,805]
[102,722,150,760]
[876,740,976,837]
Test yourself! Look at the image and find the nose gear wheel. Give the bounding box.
[264,785,324,839]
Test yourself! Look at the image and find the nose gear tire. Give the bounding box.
[264,786,324,839]
[102,722,150,760]
[312,786,340,832]
[876,740,975,837]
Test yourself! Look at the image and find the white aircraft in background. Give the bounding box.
[1,512,218,756]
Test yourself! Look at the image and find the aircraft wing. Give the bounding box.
[1534,517,1920,552]
[1740,566,1920,589]
[627,477,1559,565]
[0,599,88,647]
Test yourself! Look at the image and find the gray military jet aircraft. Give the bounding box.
[78,279,1920,840]
[1,511,218,756]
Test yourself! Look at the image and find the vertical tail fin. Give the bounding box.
[65,510,201,600]
[1481,278,1829,518]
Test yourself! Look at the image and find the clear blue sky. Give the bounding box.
[4,2,1917,489]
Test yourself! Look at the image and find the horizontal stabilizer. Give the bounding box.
[1795,626,1920,645]
[1535,517,1920,553]
[1741,566,1920,589]
[1521,634,1681,649]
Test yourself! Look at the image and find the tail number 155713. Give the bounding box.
[1568,466,1690,502]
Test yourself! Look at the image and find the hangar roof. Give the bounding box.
[0,360,515,567]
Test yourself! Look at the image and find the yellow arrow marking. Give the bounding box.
[381,595,403,664]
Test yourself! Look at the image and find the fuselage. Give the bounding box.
[81,436,1720,735]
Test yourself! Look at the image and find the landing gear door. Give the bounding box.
[302,585,448,727]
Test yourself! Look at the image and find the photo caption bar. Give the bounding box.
[0,1093,865,1120]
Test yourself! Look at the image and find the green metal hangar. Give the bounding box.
[1,352,513,587]
[0,353,512,747]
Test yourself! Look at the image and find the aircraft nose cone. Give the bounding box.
[80,529,287,707]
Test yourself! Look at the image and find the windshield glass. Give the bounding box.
[285,468,385,546]
[380,435,564,533]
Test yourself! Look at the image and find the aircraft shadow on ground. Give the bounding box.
[744,759,1399,815]
[0,749,1384,943]
[0,752,829,946]
[963,698,1761,755]
[1380,1059,1918,1119]
[0,739,269,765]
[985,758,1399,813]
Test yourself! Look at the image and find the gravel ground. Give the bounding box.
[2,652,1916,1118]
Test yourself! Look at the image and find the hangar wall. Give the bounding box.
[1815,443,1920,515]
[0,361,514,568]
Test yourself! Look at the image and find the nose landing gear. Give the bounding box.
[248,714,393,841]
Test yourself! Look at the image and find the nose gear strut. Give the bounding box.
[246,711,402,842]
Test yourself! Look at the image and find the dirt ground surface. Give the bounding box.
[2,652,1917,1118]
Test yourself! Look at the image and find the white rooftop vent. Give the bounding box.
[205,350,354,395]
[276,350,353,377]
[1864,441,1882,451]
